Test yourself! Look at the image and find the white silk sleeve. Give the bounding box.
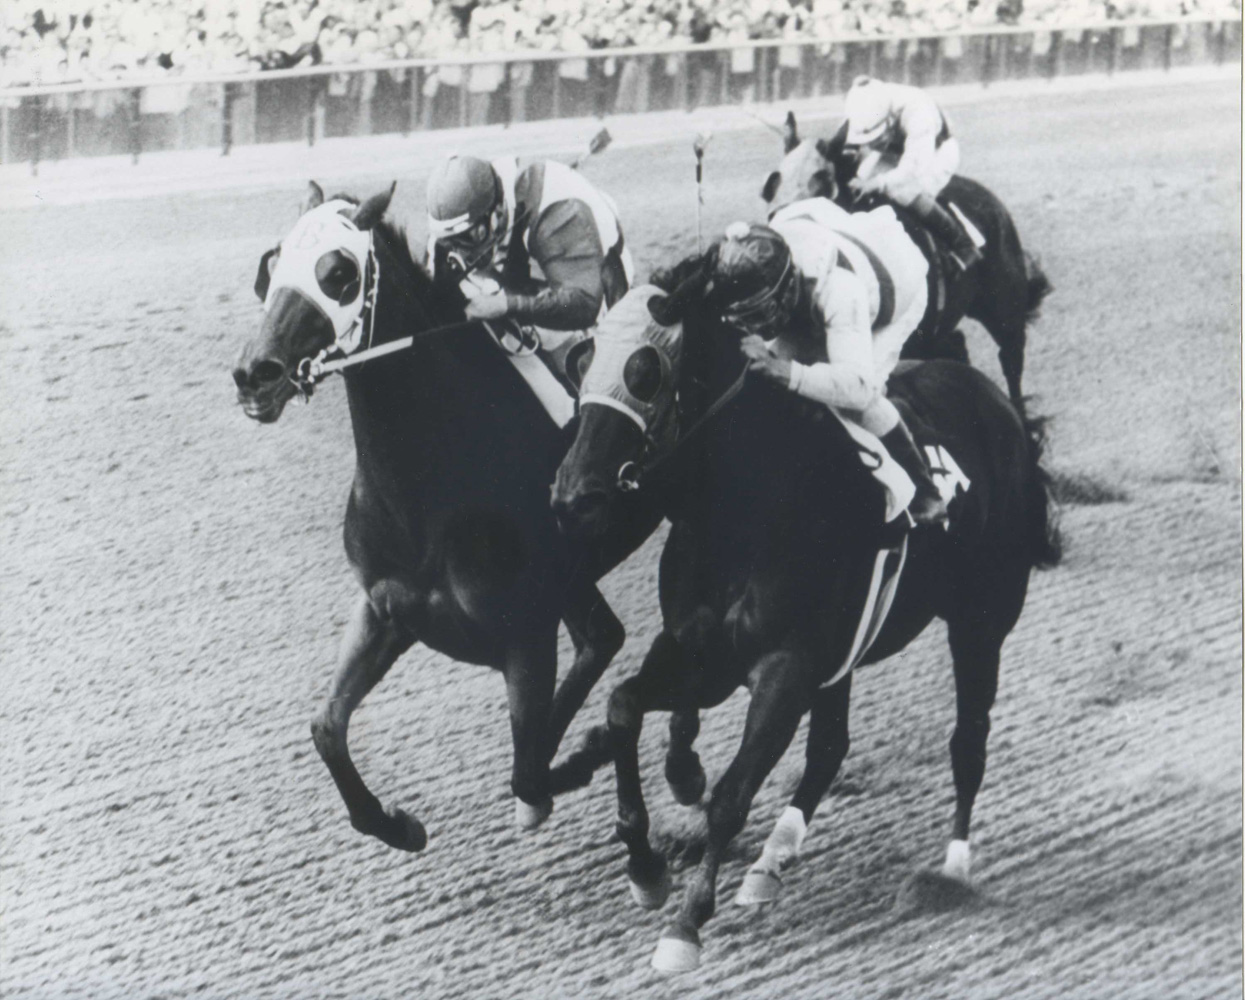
[786,267,880,412]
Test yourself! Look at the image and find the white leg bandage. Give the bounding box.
[759,806,809,868]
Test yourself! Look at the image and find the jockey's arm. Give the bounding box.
[882,102,941,195]
[786,268,881,413]
[506,199,605,330]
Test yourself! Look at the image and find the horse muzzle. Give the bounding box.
[233,356,297,423]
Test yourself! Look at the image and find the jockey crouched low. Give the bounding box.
[425,153,634,380]
[834,76,982,273]
[710,209,949,527]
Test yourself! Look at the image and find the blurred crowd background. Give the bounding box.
[3,0,1240,86]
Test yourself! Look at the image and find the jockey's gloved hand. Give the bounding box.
[460,271,511,321]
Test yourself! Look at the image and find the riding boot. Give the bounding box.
[880,418,949,527]
[911,192,983,273]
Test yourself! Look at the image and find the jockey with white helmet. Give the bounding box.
[834,75,982,273]
[710,203,948,526]
[425,154,633,362]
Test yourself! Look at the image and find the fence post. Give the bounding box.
[868,40,880,76]
[999,32,1010,79]
[718,50,729,106]
[458,69,468,128]
[129,88,142,164]
[221,82,234,155]
[1216,20,1227,64]
[1107,26,1119,74]
[414,67,425,130]
[306,76,316,146]
[1049,30,1063,78]
[30,96,42,176]
[552,65,563,119]
[1163,24,1174,70]
[982,34,994,87]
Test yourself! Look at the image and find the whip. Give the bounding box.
[693,132,712,253]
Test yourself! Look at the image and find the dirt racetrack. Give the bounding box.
[2,74,1241,999]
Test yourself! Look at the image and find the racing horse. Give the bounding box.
[232,182,659,851]
[759,112,1050,404]
[550,274,1061,972]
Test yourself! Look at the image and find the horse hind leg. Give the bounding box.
[940,571,1026,884]
[735,673,853,907]
[665,707,706,805]
[310,592,425,851]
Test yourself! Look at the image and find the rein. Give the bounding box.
[620,360,749,492]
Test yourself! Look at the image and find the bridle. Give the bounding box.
[613,358,750,494]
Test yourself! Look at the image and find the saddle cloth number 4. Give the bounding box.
[924,444,971,503]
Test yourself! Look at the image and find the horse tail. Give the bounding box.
[1020,408,1063,570]
[1024,252,1052,323]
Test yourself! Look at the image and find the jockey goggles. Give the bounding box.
[429,204,506,272]
[720,256,797,336]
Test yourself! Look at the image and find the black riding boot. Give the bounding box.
[911,192,983,273]
[880,418,949,527]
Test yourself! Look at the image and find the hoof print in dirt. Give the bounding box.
[893,869,983,915]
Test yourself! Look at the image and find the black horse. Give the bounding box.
[759,112,1050,404]
[232,183,657,850]
[551,277,1061,972]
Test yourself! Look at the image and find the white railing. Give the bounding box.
[1,15,1238,167]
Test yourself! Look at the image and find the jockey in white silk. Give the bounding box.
[425,153,634,371]
[712,215,948,526]
[834,75,982,272]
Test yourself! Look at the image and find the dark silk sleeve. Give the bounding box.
[505,198,605,330]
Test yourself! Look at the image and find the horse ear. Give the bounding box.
[760,171,782,204]
[254,247,277,301]
[352,182,396,231]
[565,338,596,391]
[782,110,799,154]
[302,181,324,214]
[810,169,837,201]
[814,139,834,162]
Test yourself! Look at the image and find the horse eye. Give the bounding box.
[623,346,663,403]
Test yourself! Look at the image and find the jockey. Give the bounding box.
[425,153,633,365]
[833,75,982,273]
[710,208,948,526]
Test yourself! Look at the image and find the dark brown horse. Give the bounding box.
[232,183,657,850]
[759,112,1050,404]
[552,276,1061,972]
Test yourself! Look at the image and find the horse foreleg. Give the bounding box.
[653,651,807,973]
[310,594,424,851]
[611,630,698,911]
[735,672,853,906]
[504,624,559,831]
[547,584,624,796]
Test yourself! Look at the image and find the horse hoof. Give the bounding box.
[515,795,553,831]
[734,867,782,906]
[942,839,971,884]
[357,806,427,852]
[651,932,702,974]
[666,758,707,806]
[629,867,672,910]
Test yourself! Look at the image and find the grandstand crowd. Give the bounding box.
[2,0,1239,86]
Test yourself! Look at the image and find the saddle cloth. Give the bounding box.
[828,409,917,524]
[484,321,578,428]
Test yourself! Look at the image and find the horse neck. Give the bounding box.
[675,336,867,532]
[340,229,458,483]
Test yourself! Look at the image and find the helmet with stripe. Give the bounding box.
[711,221,799,336]
[426,155,508,271]
[844,76,894,146]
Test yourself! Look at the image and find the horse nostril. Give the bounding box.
[251,359,286,388]
[232,368,248,391]
[570,490,609,518]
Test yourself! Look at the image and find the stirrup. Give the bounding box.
[949,244,983,273]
